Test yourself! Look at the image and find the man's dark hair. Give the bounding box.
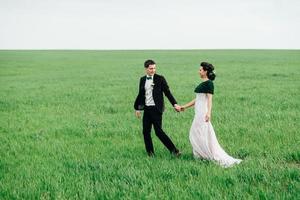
[144,59,156,68]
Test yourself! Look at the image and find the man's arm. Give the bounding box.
[161,76,177,106]
[134,78,144,118]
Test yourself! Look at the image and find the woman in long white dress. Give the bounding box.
[181,62,242,168]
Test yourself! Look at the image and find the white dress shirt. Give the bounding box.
[145,75,155,106]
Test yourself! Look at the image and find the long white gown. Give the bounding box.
[189,93,242,168]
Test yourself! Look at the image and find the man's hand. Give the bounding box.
[174,104,182,112]
[135,111,141,118]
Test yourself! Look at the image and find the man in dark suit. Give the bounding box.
[134,59,181,157]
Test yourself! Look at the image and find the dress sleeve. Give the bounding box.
[194,84,201,93]
[194,81,214,94]
[206,81,214,94]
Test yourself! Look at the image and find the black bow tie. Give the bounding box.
[146,76,152,80]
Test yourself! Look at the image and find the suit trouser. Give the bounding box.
[142,106,178,155]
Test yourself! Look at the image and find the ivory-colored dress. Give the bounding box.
[189,80,242,167]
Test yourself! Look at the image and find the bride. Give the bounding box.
[180,62,242,168]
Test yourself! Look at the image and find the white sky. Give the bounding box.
[0,0,299,49]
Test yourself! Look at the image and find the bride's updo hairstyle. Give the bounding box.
[201,62,216,81]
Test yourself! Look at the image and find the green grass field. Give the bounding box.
[0,50,299,199]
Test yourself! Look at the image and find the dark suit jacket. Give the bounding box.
[134,74,177,113]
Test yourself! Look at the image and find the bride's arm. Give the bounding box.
[205,94,213,121]
[182,99,195,110]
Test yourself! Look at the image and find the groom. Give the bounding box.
[134,59,181,157]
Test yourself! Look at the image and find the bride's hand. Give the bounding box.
[205,113,211,122]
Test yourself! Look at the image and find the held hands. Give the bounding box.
[135,105,185,118]
[174,104,185,112]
